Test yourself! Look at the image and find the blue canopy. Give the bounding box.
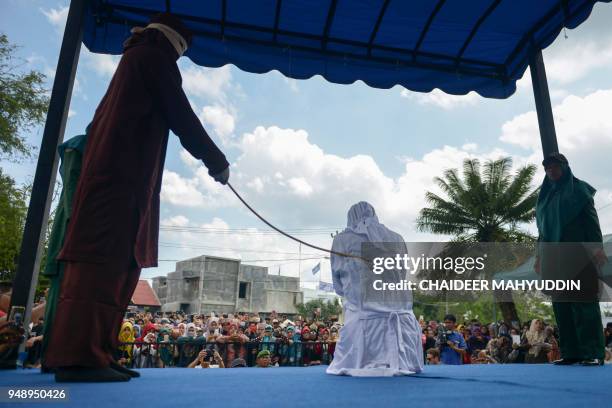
[83,0,611,99]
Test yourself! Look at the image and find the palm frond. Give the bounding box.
[419,156,539,243]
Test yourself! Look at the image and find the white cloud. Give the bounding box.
[160,166,235,210]
[181,66,233,102]
[180,149,201,168]
[85,51,119,78]
[161,114,612,277]
[500,88,612,203]
[162,126,529,241]
[511,36,612,93]
[500,110,540,151]
[162,215,190,227]
[501,89,612,152]
[246,177,265,193]
[544,39,612,85]
[287,177,314,197]
[160,170,206,207]
[155,215,330,280]
[200,105,235,143]
[400,88,481,110]
[40,6,68,32]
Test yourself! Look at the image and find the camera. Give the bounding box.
[205,343,218,359]
[437,324,452,345]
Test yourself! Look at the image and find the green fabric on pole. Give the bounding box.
[43,134,87,276]
[40,265,63,364]
[40,132,87,365]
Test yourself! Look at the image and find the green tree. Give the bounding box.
[295,298,342,322]
[0,33,49,161]
[416,157,539,325]
[0,34,49,287]
[0,168,28,282]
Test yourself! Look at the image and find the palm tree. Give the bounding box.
[416,157,539,324]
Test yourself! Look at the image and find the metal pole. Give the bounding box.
[529,49,559,158]
[298,243,302,281]
[9,0,88,331]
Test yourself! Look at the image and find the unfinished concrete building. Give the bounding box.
[151,255,302,315]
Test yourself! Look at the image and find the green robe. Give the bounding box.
[535,164,604,360]
[41,134,87,365]
[549,200,605,360]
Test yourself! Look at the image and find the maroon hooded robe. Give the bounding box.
[45,26,228,368]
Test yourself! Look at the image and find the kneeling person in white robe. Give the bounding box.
[326,202,424,377]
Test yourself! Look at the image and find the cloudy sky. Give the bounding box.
[3,1,612,285]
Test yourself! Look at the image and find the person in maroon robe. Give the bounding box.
[45,13,229,382]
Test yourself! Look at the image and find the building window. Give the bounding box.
[239,282,249,299]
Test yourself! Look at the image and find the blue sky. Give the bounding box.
[3,1,612,285]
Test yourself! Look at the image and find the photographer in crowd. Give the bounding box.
[188,349,225,368]
[436,314,467,365]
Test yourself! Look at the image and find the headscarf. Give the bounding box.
[140,322,157,339]
[157,328,174,365]
[118,321,135,359]
[119,321,135,343]
[536,153,596,242]
[525,319,547,356]
[262,324,275,348]
[184,323,196,338]
[133,323,142,339]
[345,202,401,243]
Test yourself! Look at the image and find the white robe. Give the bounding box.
[326,205,424,377]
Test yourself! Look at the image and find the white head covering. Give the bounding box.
[184,323,196,337]
[130,23,188,56]
[525,319,547,356]
[331,202,413,312]
[345,201,403,244]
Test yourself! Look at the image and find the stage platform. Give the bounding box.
[1,364,610,408]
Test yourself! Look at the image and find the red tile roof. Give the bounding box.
[131,280,161,307]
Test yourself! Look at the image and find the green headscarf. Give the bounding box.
[536,154,596,242]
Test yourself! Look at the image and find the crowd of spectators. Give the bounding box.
[19,309,612,369]
[423,314,612,365]
[112,310,340,368]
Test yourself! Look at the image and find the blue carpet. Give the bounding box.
[1,365,610,408]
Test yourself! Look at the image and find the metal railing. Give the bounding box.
[115,341,336,368]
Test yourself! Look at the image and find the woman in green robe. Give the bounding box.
[535,153,607,366]
[40,130,88,370]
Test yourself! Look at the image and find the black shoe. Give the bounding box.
[579,359,604,366]
[110,361,140,378]
[553,358,580,365]
[55,366,131,383]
